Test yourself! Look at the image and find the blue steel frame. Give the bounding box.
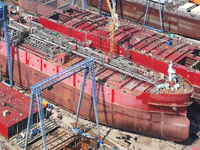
[24,57,102,150]
[72,0,86,10]
[143,0,164,33]
[0,3,13,87]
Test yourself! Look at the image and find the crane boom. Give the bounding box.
[106,0,114,18]
[106,0,119,55]
[112,0,116,15]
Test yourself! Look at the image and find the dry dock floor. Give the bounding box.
[0,0,200,149]
[0,101,194,150]
[0,82,198,149]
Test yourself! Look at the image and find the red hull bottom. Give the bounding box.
[0,54,190,141]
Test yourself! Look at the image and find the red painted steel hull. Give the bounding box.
[0,42,191,141]
[90,0,200,40]
[130,50,200,97]
[16,0,200,98]
[36,5,200,99]
[5,1,194,141]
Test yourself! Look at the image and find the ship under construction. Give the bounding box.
[0,0,200,145]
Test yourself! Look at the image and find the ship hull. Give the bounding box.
[0,48,190,141]
[90,0,200,40]
[14,0,200,98]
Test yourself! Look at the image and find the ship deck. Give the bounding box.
[0,0,195,142]
[41,7,200,74]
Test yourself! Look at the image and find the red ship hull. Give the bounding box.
[5,0,194,141]
[14,1,200,98]
[38,9,200,98]
[0,41,191,141]
[90,0,200,40]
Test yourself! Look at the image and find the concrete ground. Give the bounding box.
[0,91,193,150]
[0,0,199,150]
[0,134,23,150]
[28,101,193,150]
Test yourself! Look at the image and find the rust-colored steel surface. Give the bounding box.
[90,0,200,40]
[11,1,200,96]
[20,0,68,15]
[0,53,190,141]
[21,0,37,14]
[2,1,195,141]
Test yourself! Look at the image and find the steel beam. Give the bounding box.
[25,57,102,149]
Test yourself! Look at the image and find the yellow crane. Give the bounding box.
[106,0,120,55]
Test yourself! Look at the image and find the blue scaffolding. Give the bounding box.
[24,57,101,150]
[0,3,13,87]
[72,0,86,10]
[143,0,164,33]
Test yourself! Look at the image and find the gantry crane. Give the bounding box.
[99,0,103,14]
[143,0,164,33]
[106,0,120,55]
[72,0,86,10]
[25,57,101,150]
[0,3,13,87]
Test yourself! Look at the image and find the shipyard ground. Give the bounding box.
[0,73,199,149]
[0,79,199,150]
[0,0,200,149]
[0,76,199,150]
[0,90,199,150]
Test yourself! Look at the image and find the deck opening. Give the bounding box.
[192,50,200,57]
[49,13,70,23]
[178,56,200,70]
